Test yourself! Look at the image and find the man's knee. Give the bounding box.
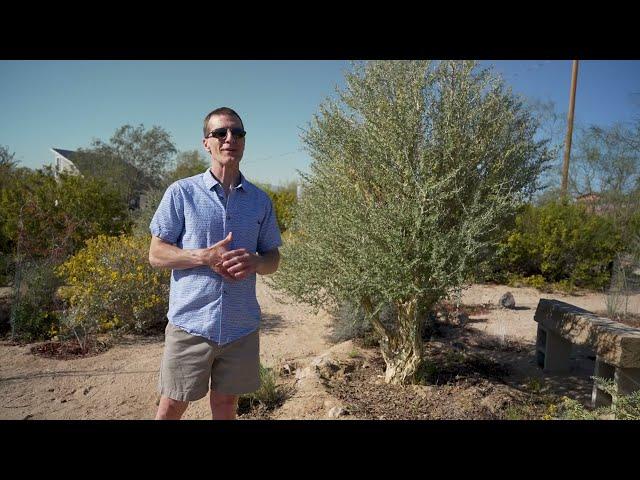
[156,396,189,419]
[211,392,238,407]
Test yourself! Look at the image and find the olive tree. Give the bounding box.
[269,61,552,384]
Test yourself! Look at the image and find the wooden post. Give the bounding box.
[561,60,579,198]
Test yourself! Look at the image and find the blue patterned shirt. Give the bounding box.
[150,169,282,345]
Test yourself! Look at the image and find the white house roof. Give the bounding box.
[50,148,77,161]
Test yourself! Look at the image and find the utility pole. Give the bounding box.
[561,60,579,198]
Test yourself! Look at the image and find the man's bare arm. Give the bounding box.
[220,247,280,280]
[255,248,280,275]
[149,233,238,280]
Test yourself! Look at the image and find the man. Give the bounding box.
[149,107,281,420]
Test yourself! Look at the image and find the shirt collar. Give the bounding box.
[202,168,246,192]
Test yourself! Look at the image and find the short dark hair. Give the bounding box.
[203,107,244,137]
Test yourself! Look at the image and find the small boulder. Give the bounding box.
[451,312,469,327]
[326,406,346,419]
[499,292,516,309]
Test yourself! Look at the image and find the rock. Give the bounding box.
[294,367,313,380]
[280,363,294,376]
[47,388,55,393]
[0,287,14,301]
[326,406,345,419]
[499,292,516,309]
[312,355,340,380]
[451,312,469,327]
[597,413,616,420]
[22,414,33,420]
[342,362,356,374]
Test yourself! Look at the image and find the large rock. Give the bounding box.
[499,292,516,309]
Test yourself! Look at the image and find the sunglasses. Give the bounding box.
[206,127,247,140]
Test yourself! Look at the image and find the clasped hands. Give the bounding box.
[201,232,260,281]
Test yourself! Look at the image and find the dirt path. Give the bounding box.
[0,276,334,420]
[1,280,637,420]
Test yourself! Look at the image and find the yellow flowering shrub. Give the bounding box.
[56,235,170,334]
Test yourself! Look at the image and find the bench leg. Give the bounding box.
[542,329,572,374]
[615,367,640,397]
[591,357,616,408]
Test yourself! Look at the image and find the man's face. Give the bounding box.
[203,114,245,168]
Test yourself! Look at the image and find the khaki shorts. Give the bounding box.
[158,322,261,402]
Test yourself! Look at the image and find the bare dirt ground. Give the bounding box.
[1,278,638,420]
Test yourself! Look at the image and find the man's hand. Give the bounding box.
[201,232,237,280]
[220,249,261,281]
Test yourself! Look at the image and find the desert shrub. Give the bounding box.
[506,273,547,290]
[0,168,131,261]
[500,201,622,290]
[56,235,170,337]
[0,252,14,287]
[256,183,297,233]
[558,377,640,420]
[131,187,166,237]
[329,301,408,347]
[239,363,290,411]
[269,60,551,385]
[10,259,62,342]
[329,301,375,344]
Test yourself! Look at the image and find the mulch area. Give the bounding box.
[30,338,111,360]
[323,342,531,420]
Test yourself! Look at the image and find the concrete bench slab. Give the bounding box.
[534,298,640,408]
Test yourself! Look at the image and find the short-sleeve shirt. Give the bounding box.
[150,169,282,345]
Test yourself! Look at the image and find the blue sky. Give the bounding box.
[1,60,638,186]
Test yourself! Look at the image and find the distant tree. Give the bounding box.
[71,148,143,209]
[93,124,177,186]
[570,123,640,197]
[72,124,177,208]
[0,145,19,190]
[164,150,209,184]
[524,99,567,197]
[269,61,551,384]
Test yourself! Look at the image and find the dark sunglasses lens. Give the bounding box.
[211,129,227,139]
[209,128,246,139]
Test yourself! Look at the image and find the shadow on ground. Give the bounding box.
[259,313,286,334]
[435,322,596,406]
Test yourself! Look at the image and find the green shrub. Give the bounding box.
[10,259,62,341]
[500,201,622,290]
[0,168,131,261]
[558,377,640,420]
[239,363,290,411]
[256,183,297,233]
[0,253,14,287]
[55,235,170,336]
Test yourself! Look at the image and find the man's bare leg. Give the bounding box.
[155,396,189,420]
[210,392,239,420]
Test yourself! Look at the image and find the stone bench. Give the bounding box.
[534,298,640,408]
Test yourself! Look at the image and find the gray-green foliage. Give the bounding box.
[269,61,552,383]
